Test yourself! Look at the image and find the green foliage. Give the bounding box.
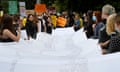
[53,0,68,12]
[1,1,9,13]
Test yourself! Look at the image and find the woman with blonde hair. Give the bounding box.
[106,13,116,35]
[108,13,120,53]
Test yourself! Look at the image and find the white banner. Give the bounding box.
[19,2,26,17]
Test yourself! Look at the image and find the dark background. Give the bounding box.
[25,0,120,13]
[0,0,120,13]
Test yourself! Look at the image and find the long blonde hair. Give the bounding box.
[106,13,116,35]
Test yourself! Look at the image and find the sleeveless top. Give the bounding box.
[0,30,17,42]
[0,38,14,42]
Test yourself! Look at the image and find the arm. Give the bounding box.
[98,26,110,47]
[99,40,110,47]
[3,29,20,42]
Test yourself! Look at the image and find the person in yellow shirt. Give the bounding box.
[51,14,57,28]
[22,16,27,27]
[80,17,83,28]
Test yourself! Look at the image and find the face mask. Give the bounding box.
[92,16,96,21]
[115,27,120,33]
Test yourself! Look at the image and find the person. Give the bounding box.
[98,4,116,54]
[92,11,104,39]
[83,13,88,31]
[106,13,116,35]
[67,12,75,27]
[37,12,46,32]
[84,10,94,38]
[43,12,52,34]
[79,14,83,28]
[22,16,27,29]
[73,13,81,31]
[51,14,57,29]
[0,14,21,42]
[12,14,20,30]
[108,13,120,53]
[25,14,38,40]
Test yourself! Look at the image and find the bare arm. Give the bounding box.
[99,40,110,47]
[3,29,21,42]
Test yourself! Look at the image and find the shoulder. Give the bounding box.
[3,29,10,33]
[100,25,105,31]
[99,22,104,26]
[3,29,12,35]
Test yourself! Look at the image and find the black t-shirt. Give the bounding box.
[85,23,94,38]
[0,38,14,42]
[99,26,110,42]
[26,21,37,39]
[98,26,110,49]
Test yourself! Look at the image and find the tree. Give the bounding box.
[18,0,120,12]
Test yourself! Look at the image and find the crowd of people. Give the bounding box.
[0,4,120,55]
[82,4,120,54]
[0,10,83,41]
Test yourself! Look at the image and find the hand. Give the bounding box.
[92,24,96,29]
[18,26,21,30]
[17,27,21,33]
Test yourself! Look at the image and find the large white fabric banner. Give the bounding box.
[0,27,105,72]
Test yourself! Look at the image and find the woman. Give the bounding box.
[106,13,116,35]
[85,10,94,38]
[26,14,38,40]
[43,13,52,34]
[92,11,104,39]
[108,13,120,53]
[98,4,116,54]
[73,13,81,31]
[0,14,21,42]
[13,14,20,30]
[100,13,116,54]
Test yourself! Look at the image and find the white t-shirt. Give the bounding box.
[38,19,46,32]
